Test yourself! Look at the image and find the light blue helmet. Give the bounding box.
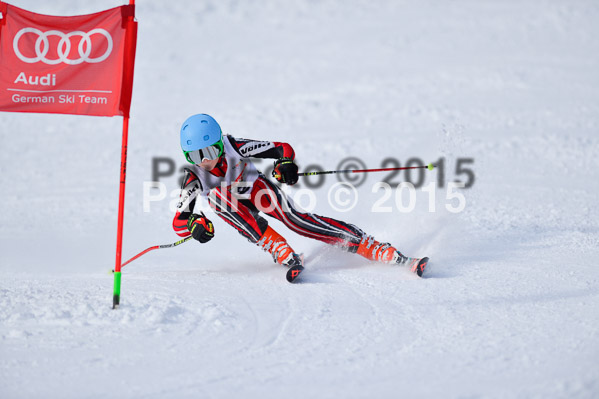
[180,114,222,152]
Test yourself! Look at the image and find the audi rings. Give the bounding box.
[13,28,113,65]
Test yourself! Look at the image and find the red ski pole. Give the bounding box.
[298,162,435,177]
[112,236,193,272]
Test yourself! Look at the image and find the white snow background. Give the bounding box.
[1,1,598,398]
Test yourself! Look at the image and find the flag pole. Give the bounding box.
[113,0,135,309]
[113,115,129,309]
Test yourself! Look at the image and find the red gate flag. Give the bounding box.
[0,2,137,117]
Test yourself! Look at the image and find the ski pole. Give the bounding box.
[298,162,435,177]
[111,235,193,272]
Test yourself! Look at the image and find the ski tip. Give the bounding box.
[427,163,434,171]
[416,257,429,277]
[286,265,304,283]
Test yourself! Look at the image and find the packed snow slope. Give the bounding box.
[1,1,599,398]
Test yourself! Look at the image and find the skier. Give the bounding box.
[173,114,428,281]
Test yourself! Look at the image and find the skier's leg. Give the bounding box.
[207,186,299,266]
[207,187,266,243]
[250,177,364,247]
[251,178,428,274]
[250,177,404,263]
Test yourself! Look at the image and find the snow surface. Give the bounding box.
[1,0,599,398]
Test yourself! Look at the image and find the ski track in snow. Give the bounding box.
[2,0,599,398]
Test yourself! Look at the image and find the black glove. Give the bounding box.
[272,158,298,185]
[187,213,214,243]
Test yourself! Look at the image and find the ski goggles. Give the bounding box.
[184,140,224,164]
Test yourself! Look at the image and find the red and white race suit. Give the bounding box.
[173,135,365,253]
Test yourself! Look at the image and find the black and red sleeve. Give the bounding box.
[226,135,295,160]
[172,168,202,237]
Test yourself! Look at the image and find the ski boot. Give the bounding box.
[257,226,304,282]
[357,235,428,277]
[356,235,398,263]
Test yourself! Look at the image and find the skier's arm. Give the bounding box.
[226,135,295,160]
[173,169,201,237]
[173,169,215,243]
[227,135,299,185]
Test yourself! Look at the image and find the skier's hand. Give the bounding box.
[272,158,298,185]
[187,213,214,243]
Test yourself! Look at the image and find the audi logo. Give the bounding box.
[13,27,113,65]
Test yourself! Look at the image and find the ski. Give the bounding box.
[409,257,429,277]
[286,264,304,283]
[285,253,305,283]
[396,254,429,277]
